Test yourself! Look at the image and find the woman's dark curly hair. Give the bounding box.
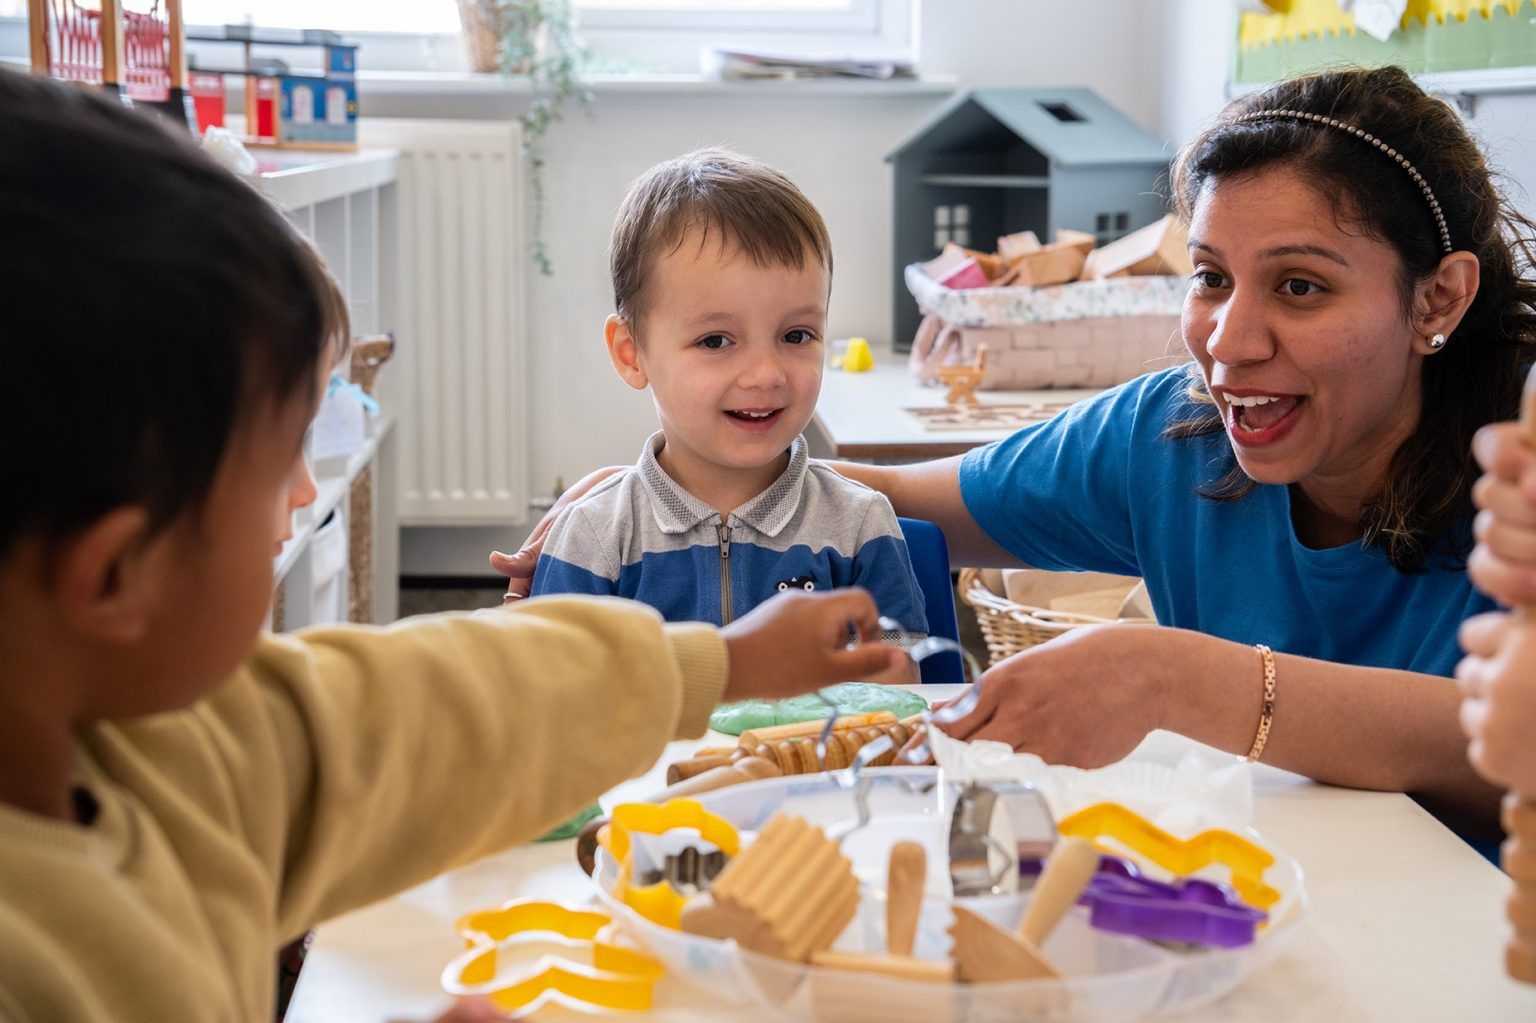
[1167,65,1536,572]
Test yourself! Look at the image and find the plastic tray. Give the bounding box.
[593,767,1305,1021]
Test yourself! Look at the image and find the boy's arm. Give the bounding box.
[221,597,723,938]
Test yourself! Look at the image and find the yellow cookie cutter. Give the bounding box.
[442,935,663,1015]
[598,799,741,929]
[456,898,612,948]
[1059,802,1281,910]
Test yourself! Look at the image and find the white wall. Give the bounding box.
[389,0,1173,573]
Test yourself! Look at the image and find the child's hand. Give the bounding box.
[490,466,625,599]
[423,997,509,1022]
[1469,422,1536,607]
[1457,611,1536,794]
[721,589,908,702]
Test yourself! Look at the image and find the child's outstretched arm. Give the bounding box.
[189,590,900,939]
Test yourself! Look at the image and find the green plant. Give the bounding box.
[458,0,592,274]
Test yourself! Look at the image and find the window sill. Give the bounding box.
[358,69,956,98]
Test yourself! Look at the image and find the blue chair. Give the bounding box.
[897,517,965,683]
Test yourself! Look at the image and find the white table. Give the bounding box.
[286,686,1536,1021]
[809,348,1097,461]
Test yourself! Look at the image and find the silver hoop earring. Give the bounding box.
[1428,333,1446,350]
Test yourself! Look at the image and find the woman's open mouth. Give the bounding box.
[1221,390,1303,447]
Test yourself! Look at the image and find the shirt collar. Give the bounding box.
[637,431,809,537]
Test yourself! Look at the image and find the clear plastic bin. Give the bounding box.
[593,767,1305,1021]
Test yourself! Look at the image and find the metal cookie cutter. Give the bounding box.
[947,779,1058,896]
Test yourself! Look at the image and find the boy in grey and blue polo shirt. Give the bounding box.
[532,432,928,635]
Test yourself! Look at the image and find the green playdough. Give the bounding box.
[708,682,929,736]
[535,801,602,842]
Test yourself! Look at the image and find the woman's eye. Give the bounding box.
[1283,278,1322,297]
[698,334,730,350]
[1193,270,1224,289]
[783,328,816,345]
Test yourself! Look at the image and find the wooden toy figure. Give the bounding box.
[937,343,988,406]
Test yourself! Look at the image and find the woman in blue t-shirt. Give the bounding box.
[505,66,1536,834]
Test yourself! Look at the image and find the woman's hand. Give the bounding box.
[489,466,625,599]
[1457,611,1536,795]
[1469,422,1536,607]
[721,589,908,702]
[925,624,1168,768]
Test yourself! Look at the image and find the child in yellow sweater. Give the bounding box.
[0,69,903,1023]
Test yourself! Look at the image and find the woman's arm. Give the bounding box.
[826,456,1022,568]
[937,622,1504,836]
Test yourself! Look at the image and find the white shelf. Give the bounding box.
[355,69,957,97]
[274,417,394,583]
[252,148,399,211]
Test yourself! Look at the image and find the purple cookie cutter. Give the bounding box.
[1078,855,1268,949]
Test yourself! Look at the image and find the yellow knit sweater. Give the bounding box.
[0,597,726,1022]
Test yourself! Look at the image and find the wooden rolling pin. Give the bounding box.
[665,712,910,784]
[667,719,917,784]
[574,756,780,876]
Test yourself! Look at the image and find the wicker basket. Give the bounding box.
[959,567,1154,666]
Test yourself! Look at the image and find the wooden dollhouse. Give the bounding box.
[886,88,1170,350]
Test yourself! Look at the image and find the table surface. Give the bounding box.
[286,685,1536,1022]
[809,349,1097,460]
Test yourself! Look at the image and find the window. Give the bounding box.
[576,0,882,33]
[181,2,459,34]
[934,204,970,250]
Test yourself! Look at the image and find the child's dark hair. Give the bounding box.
[609,147,832,331]
[0,69,348,557]
[1167,65,1536,572]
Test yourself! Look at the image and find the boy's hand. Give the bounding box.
[1469,422,1536,607]
[490,466,625,599]
[721,589,908,702]
[1458,612,1536,795]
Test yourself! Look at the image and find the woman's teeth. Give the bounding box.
[1222,394,1280,407]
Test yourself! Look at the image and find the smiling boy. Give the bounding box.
[530,149,927,649]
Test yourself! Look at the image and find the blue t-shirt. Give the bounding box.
[958,367,1493,678]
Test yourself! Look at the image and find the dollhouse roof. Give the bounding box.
[888,88,1170,168]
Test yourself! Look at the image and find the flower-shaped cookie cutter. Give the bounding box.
[1058,802,1281,911]
[598,798,742,928]
[442,898,664,1016]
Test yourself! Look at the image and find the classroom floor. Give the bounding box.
[397,578,991,670]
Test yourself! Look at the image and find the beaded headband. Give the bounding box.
[1234,108,1453,254]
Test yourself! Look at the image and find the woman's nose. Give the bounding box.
[1202,289,1274,366]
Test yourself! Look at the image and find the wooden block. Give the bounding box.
[688,814,859,962]
[1080,214,1191,280]
[997,230,1042,262]
[959,246,1008,281]
[1008,245,1087,287]
[1053,228,1097,256]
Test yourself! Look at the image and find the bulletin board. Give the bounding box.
[1232,0,1536,85]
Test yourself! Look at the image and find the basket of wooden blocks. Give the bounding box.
[959,567,1154,665]
[907,215,1193,392]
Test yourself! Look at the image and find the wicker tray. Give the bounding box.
[959,567,1154,666]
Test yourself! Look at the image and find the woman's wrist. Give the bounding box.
[1139,626,1254,754]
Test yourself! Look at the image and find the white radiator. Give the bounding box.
[361,119,529,525]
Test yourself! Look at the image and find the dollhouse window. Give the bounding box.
[933,204,971,249]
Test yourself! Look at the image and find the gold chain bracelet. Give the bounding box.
[1245,643,1276,763]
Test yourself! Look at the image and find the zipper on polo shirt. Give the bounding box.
[717,521,733,625]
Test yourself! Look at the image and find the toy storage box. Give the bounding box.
[906,266,1189,390]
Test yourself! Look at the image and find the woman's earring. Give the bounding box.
[1428,333,1447,350]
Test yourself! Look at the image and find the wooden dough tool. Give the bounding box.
[679,813,859,962]
[1506,369,1536,984]
[948,835,1100,982]
[810,841,954,982]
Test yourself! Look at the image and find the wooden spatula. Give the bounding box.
[949,836,1099,982]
